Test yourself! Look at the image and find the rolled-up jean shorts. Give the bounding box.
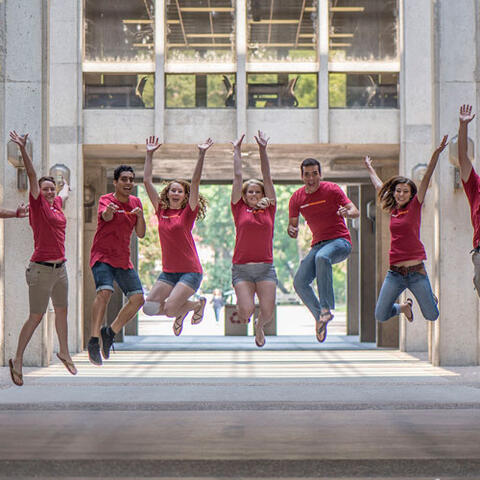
[26,261,68,314]
[232,263,278,286]
[92,261,143,297]
[157,271,203,292]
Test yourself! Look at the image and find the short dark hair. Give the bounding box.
[300,158,321,175]
[114,165,135,181]
[38,176,56,187]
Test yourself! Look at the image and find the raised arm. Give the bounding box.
[144,136,162,212]
[231,134,245,204]
[417,134,448,204]
[9,131,39,199]
[363,156,383,193]
[458,104,475,182]
[58,181,70,208]
[254,130,276,203]
[190,138,213,210]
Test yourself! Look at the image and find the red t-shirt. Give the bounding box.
[462,168,480,248]
[90,193,142,269]
[289,183,352,246]
[29,193,66,262]
[389,195,426,265]
[231,199,276,264]
[156,203,202,273]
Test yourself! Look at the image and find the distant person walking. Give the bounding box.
[230,131,277,348]
[288,158,359,343]
[456,104,480,295]
[142,136,211,336]
[87,165,146,366]
[364,135,448,323]
[8,130,76,386]
[211,289,225,323]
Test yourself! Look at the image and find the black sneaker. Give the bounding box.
[100,326,115,360]
[87,339,102,366]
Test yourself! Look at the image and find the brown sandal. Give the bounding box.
[191,297,206,325]
[405,298,414,322]
[173,312,187,336]
[254,321,266,348]
[57,353,78,375]
[9,359,23,386]
[316,312,334,343]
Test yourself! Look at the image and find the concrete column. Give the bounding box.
[154,0,165,142]
[431,0,479,365]
[399,0,433,353]
[49,0,84,356]
[359,184,376,343]
[1,0,50,366]
[318,0,329,143]
[346,186,359,335]
[236,0,247,137]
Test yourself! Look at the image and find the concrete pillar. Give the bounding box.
[318,0,329,143]
[359,184,376,342]
[399,0,433,352]
[1,0,50,366]
[431,0,479,365]
[346,186,360,335]
[154,0,165,142]
[49,0,83,355]
[236,0,247,137]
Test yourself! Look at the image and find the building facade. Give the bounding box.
[0,0,479,366]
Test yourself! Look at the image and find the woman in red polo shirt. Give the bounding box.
[142,136,212,336]
[230,131,277,347]
[364,135,448,324]
[8,131,77,386]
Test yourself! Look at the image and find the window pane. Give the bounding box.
[247,73,317,108]
[166,1,235,64]
[329,0,398,62]
[248,0,317,63]
[166,74,235,108]
[84,0,154,63]
[329,73,398,108]
[84,73,154,108]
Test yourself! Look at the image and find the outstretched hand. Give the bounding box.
[231,134,245,150]
[15,203,29,218]
[434,134,449,155]
[254,130,270,149]
[459,104,475,124]
[9,131,28,149]
[198,137,214,153]
[364,155,373,169]
[145,136,161,153]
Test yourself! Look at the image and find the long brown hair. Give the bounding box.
[378,176,417,212]
[158,179,208,220]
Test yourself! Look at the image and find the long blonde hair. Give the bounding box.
[158,179,208,220]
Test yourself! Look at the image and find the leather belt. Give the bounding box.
[389,262,425,276]
[34,261,65,269]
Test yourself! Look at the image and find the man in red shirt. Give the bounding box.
[288,158,359,343]
[458,104,480,295]
[88,165,146,365]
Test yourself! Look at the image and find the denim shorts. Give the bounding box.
[157,271,203,292]
[92,261,143,297]
[232,263,278,286]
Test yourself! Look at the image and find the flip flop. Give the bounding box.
[173,312,187,336]
[316,312,334,343]
[56,353,78,375]
[191,297,207,325]
[8,359,23,386]
[229,311,250,324]
[405,298,414,322]
[254,322,266,348]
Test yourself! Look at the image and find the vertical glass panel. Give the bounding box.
[329,0,398,62]
[248,0,317,63]
[166,0,235,64]
[329,73,398,108]
[84,73,154,108]
[166,74,236,108]
[247,73,317,108]
[84,0,154,62]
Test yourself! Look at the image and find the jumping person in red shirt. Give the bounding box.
[364,135,448,324]
[8,131,76,386]
[230,131,277,348]
[88,165,146,365]
[142,136,211,336]
[288,159,359,343]
[457,105,480,294]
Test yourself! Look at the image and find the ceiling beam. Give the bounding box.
[295,0,307,47]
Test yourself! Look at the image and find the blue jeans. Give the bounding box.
[91,261,143,297]
[293,238,352,320]
[375,270,439,322]
[157,271,203,292]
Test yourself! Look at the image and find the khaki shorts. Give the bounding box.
[26,262,68,314]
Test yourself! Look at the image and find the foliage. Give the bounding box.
[329,73,347,108]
